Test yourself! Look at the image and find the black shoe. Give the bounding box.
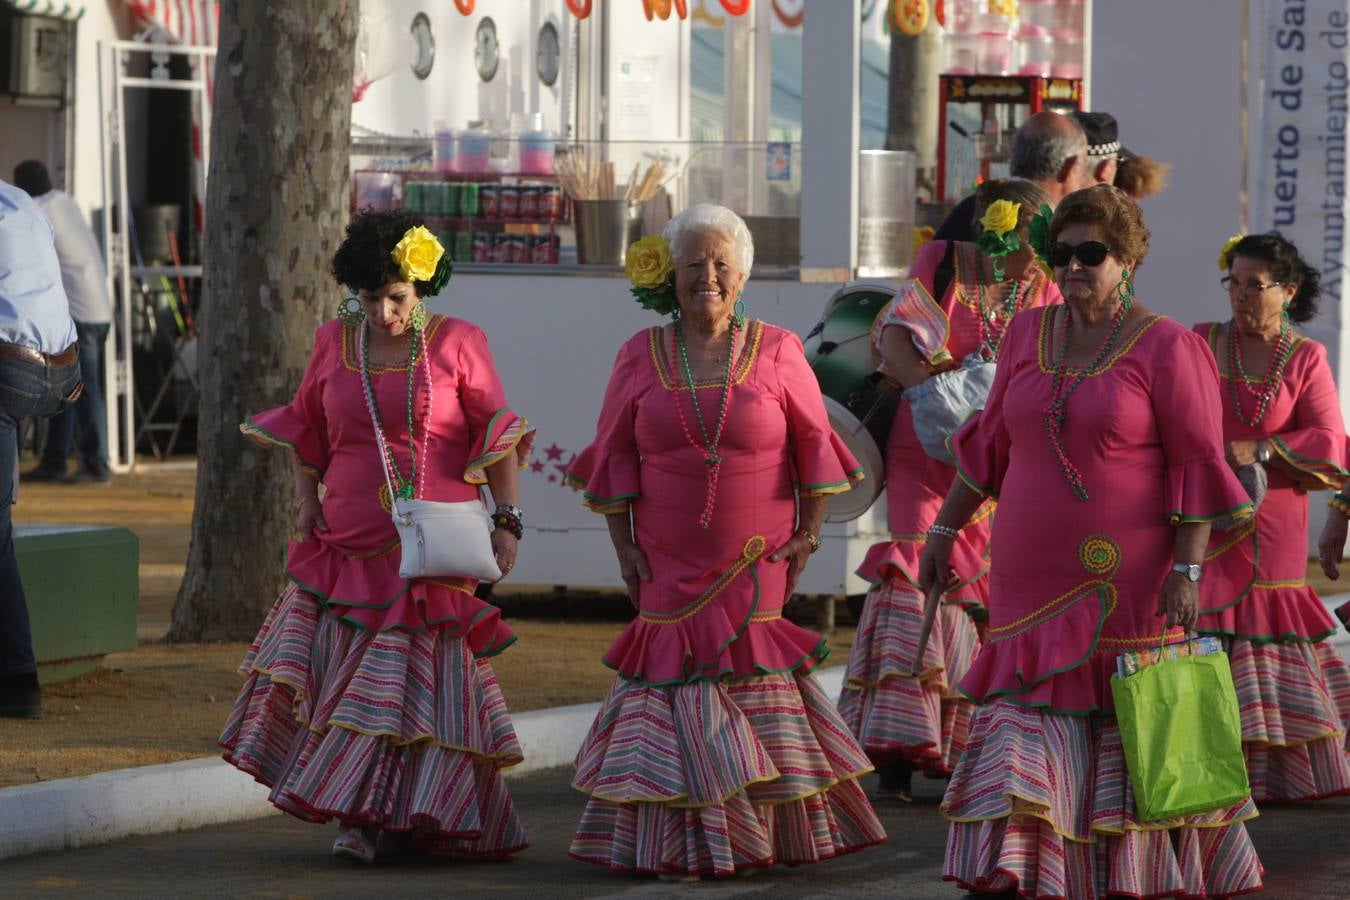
[22,465,75,484]
[0,672,43,718]
[73,466,112,484]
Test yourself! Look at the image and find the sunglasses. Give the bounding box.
[1050,241,1112,268]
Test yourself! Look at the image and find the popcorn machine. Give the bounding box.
[936,74,1085,204]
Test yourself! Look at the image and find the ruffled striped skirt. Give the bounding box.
[569,670,888,877]
[941,700,1264,898]
[837,579,980,776]
[219,585,528,858]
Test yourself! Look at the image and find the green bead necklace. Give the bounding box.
[672,319,740,529]
[973,263,1025,360]
[1226,319,1294,427]
[360,322,425,500]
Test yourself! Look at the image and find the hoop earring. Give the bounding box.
[1117,268,1135,309]
[410,301,428,332]
[733,297,747,327]
[338,295,365,327]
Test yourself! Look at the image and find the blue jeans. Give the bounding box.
[1,350,81,676]
[40,322,110,475]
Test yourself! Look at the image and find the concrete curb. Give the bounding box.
[0,667,847,861]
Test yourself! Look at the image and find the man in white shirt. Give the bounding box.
[14,161,113,484]
[0,178,82,718]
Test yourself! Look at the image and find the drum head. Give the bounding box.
[822,395,884,522]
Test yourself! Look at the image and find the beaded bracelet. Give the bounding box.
[927,523,960,540]
[492,506,524,539]
[1329,492,1350,517]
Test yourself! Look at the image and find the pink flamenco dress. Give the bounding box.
[1193,322,1350,802]
[942,307,1264,898]
[564,321,888,878]
[838,240,1060,781]
[222,315,534,857]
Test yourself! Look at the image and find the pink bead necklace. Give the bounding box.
[671,319,740,529]
[1226,319,1293,427]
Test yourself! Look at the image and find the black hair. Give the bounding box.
[13,160,53,197]
[330,208,432,296]
[1230,233,1320,324]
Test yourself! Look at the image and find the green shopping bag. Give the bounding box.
[1110,642,1250,822]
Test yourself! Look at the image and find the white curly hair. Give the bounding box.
[662,203,755,275]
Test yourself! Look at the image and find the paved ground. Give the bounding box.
[0,768,1347,899]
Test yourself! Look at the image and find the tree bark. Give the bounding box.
[884,23,940,191]
[169,1,357,641]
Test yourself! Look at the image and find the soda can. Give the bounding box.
[538,184,561,221]
[499,186,519,219]
[528,233,551,264]
[472,231,492,263]
[422,181,442,215]
[454,229,472,262]
[509,235,529,263]
[438,231,455,255]
[441,182,458,217]
[460,182,480,217]
[517,185,538,219]
[402,181,421,213]
[480,184,500,219]
[490,232,512,264]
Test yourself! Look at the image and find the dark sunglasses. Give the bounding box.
[1050,241,1112,268]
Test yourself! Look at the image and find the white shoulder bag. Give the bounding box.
[358,321,501,581]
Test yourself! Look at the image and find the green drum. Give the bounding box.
[802,281,899,522]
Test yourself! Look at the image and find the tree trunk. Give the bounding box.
[168,1,357,641]
[884,23,940,192]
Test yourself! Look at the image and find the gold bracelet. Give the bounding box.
[1329,494,1350,517]
[797,529,821,554]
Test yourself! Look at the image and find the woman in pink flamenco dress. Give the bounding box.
[1195,232,1350,802]
[222,212,533,864]
[920,186,1264,898]
[565,204,887,880]
[838,181,1061,802]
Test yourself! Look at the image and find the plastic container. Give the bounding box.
[519,131,556,175]
[354,172,399,211]
[1016,23,1053,76]
[456,125,493,175]
[944,33,980,74]
[1018,0,1057,32]
[434,123,456,174]
[1050,28,1084,78]
[977,30,1013,75]
[857,150,916,275]
[1054,0,1086,36]
[946,0,980,33]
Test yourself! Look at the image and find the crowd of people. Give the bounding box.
[4,105,1349,897]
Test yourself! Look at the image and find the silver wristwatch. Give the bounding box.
[1256,442,1272,464]
[1171,562,1202,583]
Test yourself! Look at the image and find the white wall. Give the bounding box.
[1090,1,1244,326]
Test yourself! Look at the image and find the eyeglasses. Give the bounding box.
[1220,276,1286,297]
[1050,240,1112,268]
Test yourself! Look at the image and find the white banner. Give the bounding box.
[1252,0,1349,358]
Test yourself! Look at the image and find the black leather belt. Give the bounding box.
[0,341,78,367]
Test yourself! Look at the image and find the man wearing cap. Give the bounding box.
[0,178,82,718]
[933,109,1091,245]
[14,160,113,484]
[1074,110,1129,187]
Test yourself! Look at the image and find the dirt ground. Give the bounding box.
[1,462,856,788]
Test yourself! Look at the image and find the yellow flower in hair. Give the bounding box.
[979,199,1021,238]
[1217,233,1243,271]
[391,225,445,282]
[626,234,675,289]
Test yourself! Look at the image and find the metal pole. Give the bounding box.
[114,46,136,471]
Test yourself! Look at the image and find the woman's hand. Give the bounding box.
[918,533,956,594]
[1319,508,1348,580]
[1225,439,1262,469]
[297,496,328,540]
[491,528,518,579]
[1157,571,1198,629]
[616,542,651,608]
[769,533,814,597]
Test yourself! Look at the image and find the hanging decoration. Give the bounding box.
[566,0,593,19]
[643,0,689,20]
[454,0,474,14]
[719,0,751,13]
[889,0,930,36]
[772,0,804,28]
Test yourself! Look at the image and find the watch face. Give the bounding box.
[475,17,499,82]
[537,21,560,87]
[410,13,434,80]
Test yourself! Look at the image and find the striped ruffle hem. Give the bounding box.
[569,670,887,877]
[1229,637,1350,802]
[942,700,1264,898]
[219,585,528,858]
[837,579,980,776]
